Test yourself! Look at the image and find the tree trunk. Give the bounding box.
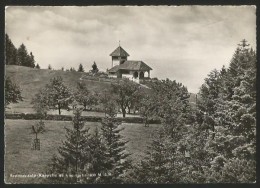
[75,133,78,174]
[146,118,149,127]
[58,103,61,115]
[122,108,126,118]
[128,106,131,114]
[212,124,215,140]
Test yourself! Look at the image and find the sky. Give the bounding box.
[5,6,256,93]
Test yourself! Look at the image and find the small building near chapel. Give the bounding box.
[107,45,152,83]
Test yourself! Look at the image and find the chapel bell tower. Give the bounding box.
[109,41,130,68]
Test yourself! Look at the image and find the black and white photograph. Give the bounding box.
[4,6,256,184]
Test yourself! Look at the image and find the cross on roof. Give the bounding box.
[238,39,250,48]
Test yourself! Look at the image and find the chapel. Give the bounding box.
[107,44,152,83]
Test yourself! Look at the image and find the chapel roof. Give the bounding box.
[107,65,120,73]
[119,60,152,71]
[110,46,130,57]
[108,60,152,72]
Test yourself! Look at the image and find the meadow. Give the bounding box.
[4,119,161,184]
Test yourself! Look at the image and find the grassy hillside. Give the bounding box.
[6,65,112,110]
[6,65,197,113]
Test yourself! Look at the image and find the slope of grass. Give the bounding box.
[5,119,160,184]
[6,65,112,110]
[6,65,197,113]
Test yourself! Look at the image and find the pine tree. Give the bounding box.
[100,117,131,183]
[48,108,91,183]
[78,63,84,72]
[227,39,256,99]
[201,40,256,183]
[17,43,31,66]
[91,61,99,73]
[198,69,221,114]
[217,40,256,141]
[29,52,36,68]
[35,63,40,69]
[131,129,176,183]
[5,34,18,65]
[84,127,109,183]
[6,34,37,67]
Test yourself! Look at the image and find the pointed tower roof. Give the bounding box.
[110,46,129,57]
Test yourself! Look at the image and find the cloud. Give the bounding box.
[5,6,256,93]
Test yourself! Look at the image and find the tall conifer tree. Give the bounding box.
[100,117,131,183]
[5,34,18,65]
[48,108,90,183]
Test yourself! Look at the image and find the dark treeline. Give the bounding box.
[5,34,39,68]
[131,40,256,183]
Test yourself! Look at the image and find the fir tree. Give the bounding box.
[100,117,131,183]
[29,52,35,68]
[91,61,99,73]
[5,34,18,65]
[201,40,256,183]
[131,129,176,183]
[84,127,108,183]
[198,69,221,114]
[6,34,36,67]
[35,63,40,69]
[78,63,84,72]
[17,43,31,66]
[216,40,256,141]
[48,108,91,183]
[227,39,256,99]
